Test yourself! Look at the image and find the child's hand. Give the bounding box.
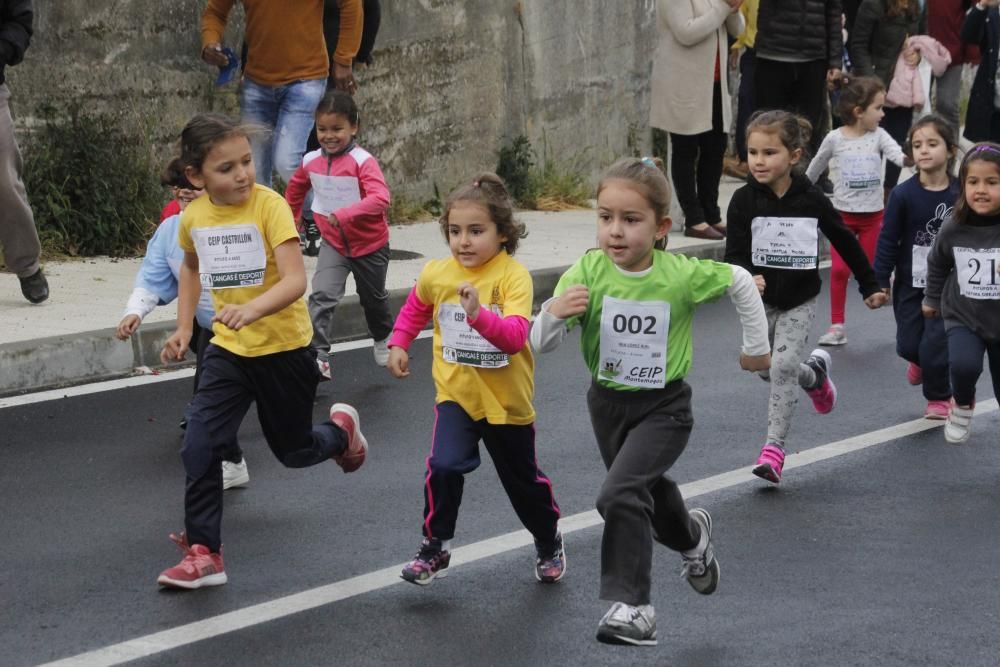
[864,291,888,309]
[903,155,915,168]
[740,352,771,372]
[387,346,410,378]
[548,285,589,319]
[213,303,263,331]
[457,282,481,320]
[753,274,766,294]
[115,314,141,341]
[160,328,192,365]
[922,305,938,318]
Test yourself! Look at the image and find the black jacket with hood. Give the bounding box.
[755,0,843,68]
[0,0,32,85]
[725,173,881,311]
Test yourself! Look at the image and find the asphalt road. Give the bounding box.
[2,275,998,667]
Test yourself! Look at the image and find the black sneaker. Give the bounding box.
[401,538,451,586]
[534,532,566,583]
[304,219,321,257]
[19,268,49,304]
[819,176,834,195]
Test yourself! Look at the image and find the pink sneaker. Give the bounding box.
[924,400,950,420]
[907,363,922,386]
[157,534,227,589]
[330,403,368,472]
[752,444,785,484]
[804,349,837,414]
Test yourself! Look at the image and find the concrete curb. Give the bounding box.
[0,241,742,397]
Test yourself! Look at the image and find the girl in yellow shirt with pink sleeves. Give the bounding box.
[386,173,564,587]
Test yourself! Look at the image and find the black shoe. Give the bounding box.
[819,177,834,195]
[19,268,49,304]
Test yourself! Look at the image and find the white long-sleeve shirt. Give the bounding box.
[806,127,906,213]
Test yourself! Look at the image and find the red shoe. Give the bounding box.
[924,400,950,420]
[907,363,922,386]
[330,403,368,472]
[157,535,227,589]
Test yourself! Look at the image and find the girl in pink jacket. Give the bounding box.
[286,90,393,376]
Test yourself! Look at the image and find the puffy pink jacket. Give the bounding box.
[285,145,391,258]
[885,35,952,109]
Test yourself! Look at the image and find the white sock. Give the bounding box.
[441,539,452,552]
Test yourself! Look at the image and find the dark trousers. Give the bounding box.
[893,284,951,401]
[182,344,347,551]
[946,325,1000,407]
[881,106,913,189]
[754,58,829,154]
[421,401,560,548]
[670,82,727,227]
[735,48,757,162]
[191,320,244,464]
[587,380,700,606]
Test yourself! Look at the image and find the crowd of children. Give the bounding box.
[122,80,997,645]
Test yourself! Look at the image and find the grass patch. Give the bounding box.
[496,134,591,210]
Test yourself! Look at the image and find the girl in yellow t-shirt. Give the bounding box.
[155,113,369,591]
[387,173,563,587]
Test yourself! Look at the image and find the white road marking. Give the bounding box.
[39,398,998,667]
[0,331,434,410]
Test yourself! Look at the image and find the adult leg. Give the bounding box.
[239,78,279,187]
[0,84,42,279]
[272,78,327,184]
[946,325,986,407]
[308,241,352,363]
[697,82,728,225]
[791,60,830,157]
[765,300,817,449]
[754,58,795,113]
[482,422,561,549]
[422,401,483,540]
[933,65,963,138]
[349,244,394,342]
[182,345,256,551]
[882,106,914,189]
[669,132,706,228]
[735,48,757,163]
[587,382,699,606]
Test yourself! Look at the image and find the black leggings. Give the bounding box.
[670,81,727,227]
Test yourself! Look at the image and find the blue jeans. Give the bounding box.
[240,77,326,187]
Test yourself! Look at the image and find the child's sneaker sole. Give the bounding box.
[752,462,781,484]
[157,572,228,589]
[401,568,448,586]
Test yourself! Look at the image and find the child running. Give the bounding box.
[806,75,905,346]
[531,158,771,646]
[923,143,1000,444]
[726,110,888,485]
[874,115,958,420]
[157,113,368,589]
[116,159,249,490]
[387,173,564,587]
[285,90,393,378]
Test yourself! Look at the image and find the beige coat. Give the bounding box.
[650,0,744,135]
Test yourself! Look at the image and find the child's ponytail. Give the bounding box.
[440,172,528,255]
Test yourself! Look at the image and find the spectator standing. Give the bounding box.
[0,0,47,304]
[960,0,1000,143]
[724,0,759,180]
[753,0,844,157]
[928,1,979,136]
[849,0,925,190]
[650,0,745,241]
[200,0,362,188]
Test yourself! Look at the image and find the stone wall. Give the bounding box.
[8,0,656,197]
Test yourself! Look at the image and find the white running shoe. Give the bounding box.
[596,602,657,646]
[373,338,390,367]
[222,459,249,489]
[818,324,847,346]
[944,401,974,444]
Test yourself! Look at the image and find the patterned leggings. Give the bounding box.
[758,299,819,449]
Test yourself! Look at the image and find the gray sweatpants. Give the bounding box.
[759,298,819,449]
[587,380,700,606]
[309,241,394,361]
[0,84,41,278]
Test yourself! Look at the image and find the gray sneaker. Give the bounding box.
[681,508,720,595]
[222,458,249,490]
[596,602,657,646]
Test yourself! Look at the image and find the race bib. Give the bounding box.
[309,173,361,216]
[438,303,509,368]
[911,245,930,288]
[954,247,1000,299]
[598,296,670,388]
[839,154,882,191]
[751,217,819,270]
[192,224,266,289]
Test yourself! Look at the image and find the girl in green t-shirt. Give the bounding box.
[532,157,770,646]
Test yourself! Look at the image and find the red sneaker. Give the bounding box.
[157,537,227,589]
[330,403,368,472]
[907,363,922,386]
[924,400,950,420]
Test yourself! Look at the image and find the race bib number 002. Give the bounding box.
[954,247,1000,299]
[193,224,267,289]
[598,296,670,389]
[750,216,819,270]
[438,303,509,368]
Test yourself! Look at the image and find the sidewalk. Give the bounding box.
[0,177,746,395]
